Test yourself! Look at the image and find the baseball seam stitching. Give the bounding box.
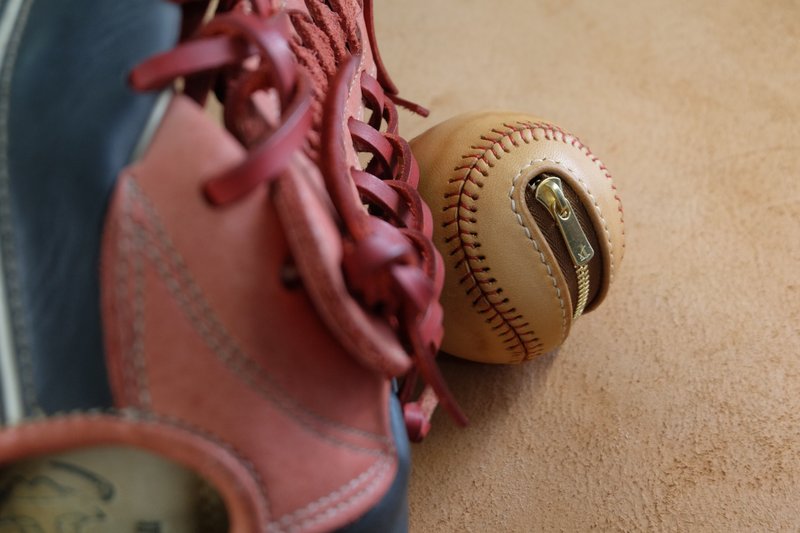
[444,120,623,360]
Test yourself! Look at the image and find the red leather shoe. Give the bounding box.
[0,1,459,531]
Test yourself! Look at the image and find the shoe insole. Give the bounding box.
[0,446,228,532]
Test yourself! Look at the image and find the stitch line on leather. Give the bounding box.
[445,120,622,360]
[509,159,571,342]
[546,159,615,282]
[138,409,274,526]
[515,154,615,283]
[511,156,614,312]
[446,130,547,361]
[123,179,391,454]
[0,0,40,419]
[272,457,393,532]
[135,224,389,456]
[514,120,625,255]
[132,209,387,454]
[116,182,150,408]
[124,179,395,527]
[131,218,149,406]
[509,121,619,278]
[114,182,132,401]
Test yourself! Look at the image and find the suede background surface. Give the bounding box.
[376,1,800,531]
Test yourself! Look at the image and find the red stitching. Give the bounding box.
[446,119,624,361]
[514,121,625,233]
[447,132,540,359]
[448,173,484,185]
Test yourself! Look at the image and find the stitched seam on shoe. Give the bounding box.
[122,179,396,529]
[116,183,150,408]
[0,0,40,417]
[269,456,393,532]
[129,183,387,449]
[139,409,274,526]
[123,179,391,452]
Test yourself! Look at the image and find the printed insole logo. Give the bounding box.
[0,460,162,533]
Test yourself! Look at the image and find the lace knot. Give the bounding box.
[343,218,417,315]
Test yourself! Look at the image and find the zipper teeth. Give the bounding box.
[532,176,595,321]
[573,264,590,319]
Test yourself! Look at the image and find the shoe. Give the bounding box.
[0,1,452,531]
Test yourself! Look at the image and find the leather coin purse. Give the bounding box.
[411,111,625,364]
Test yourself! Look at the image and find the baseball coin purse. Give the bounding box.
[411,111,625,364]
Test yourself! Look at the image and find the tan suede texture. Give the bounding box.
[377,1,800,531]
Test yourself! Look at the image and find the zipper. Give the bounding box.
[529,175,596,319]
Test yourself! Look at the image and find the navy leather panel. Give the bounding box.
[0,0,179,416]
[338,393,410,533]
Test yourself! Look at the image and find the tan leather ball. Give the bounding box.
[411,112,625,364]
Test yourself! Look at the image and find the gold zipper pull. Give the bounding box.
[534,175,594,266]
[534,175,594,319]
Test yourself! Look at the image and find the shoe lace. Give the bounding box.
[130,0,466,440]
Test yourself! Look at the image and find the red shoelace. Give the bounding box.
[130,0,467,440]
